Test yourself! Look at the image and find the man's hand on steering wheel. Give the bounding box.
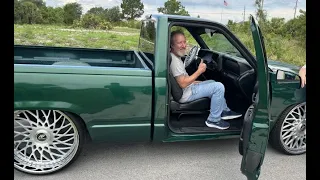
[184,45,199,68]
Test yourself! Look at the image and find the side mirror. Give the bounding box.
[276,69,301,87]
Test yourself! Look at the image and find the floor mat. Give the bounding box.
[170,113,243,133]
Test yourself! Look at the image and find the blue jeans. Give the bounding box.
[186,80,230,122]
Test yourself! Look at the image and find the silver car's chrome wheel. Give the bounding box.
[280,102,306,154]
[14,110,81,174]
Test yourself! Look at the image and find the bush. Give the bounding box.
[114,20,141,29]
[81,14,102,29]
[98,21,113,30]
[71,19,81,28]
[72,14,113,30]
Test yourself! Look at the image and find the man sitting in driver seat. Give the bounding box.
[170,30,242,130]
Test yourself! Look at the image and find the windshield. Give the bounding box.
[200,29,243,58]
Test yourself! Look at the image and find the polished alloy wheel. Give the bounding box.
[14,110,80,174]
[280,102,306,154]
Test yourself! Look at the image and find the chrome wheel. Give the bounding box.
[280,102,306,154]
[14,110,80,174]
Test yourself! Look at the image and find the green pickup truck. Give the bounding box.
[14,14,306,179]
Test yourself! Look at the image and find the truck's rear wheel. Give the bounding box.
[14,110,85,175]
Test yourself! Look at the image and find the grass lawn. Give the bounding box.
[14,24,140,50]
[14,24,305,66]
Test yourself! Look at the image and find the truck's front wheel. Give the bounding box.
[269,102,306,155]
[14,110,85,175]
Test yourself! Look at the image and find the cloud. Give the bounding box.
[43,0,306,23]
[45,0,121,12]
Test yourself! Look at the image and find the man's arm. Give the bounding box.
[299,66,306,77]
[175,59,206,89]
[299,65,306,87]
[176,71,203,88]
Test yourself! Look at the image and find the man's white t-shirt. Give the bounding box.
[170,52,193,103]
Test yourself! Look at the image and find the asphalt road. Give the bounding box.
[14,139,306,180]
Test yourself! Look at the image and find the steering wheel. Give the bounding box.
[184,45,199,68]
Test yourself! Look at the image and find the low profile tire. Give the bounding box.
[14,110,85,175]
[270,102,306,155]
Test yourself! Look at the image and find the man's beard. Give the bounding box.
[176,49,186,57]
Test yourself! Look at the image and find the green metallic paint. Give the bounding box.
[268,73,305,130]
[240,16,271,180]
[151,16,171,142]
[14,64,151,76]
[14,65,153,143]
[163,132,240,142]
[14,44,139,63]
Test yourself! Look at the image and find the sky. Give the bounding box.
[44,0,306,24]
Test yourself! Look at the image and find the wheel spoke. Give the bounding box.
[297,137,303,148]
[55,126,73,138]
[282,123,295,129]
[285,137,294,147]
[14,130,29,138]
[51,144,71,155]
[44,148,56,161]
[55,118,69,130]
[282,133,293,141]
[41,110,52,126]
[292,138,299,148]
[283,128,295,134]
[26,110,42,126]
[53,138,74,146]
[14,136,30,150]
[15,117,37,127]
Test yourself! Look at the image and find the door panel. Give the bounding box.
[239,15,271,180]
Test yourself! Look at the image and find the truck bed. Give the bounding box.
[14,45,149,69]
[14,45,154,143]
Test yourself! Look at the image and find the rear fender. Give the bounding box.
[14,101,82,113]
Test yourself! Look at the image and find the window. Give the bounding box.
[138,20,156,63]
[200,30,242,58]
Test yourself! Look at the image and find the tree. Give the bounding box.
[254,0,267,23]
[41,7,64,24]
[268,17,285,34]
[227,20,235,28]
[20,1,43,24]
[120,0,144,20]
[87,7,105,18]
[20,0,45,8]
[283,9,306,46]
[63,2,82,25]
[14,0,23,23]
[146,21,155,41]
[157,0,189,16]
[105,6,121,22]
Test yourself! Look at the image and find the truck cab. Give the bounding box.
[138,14,272,179]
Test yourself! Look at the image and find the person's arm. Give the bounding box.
[299,65,306,87]
[299,66,306,77]
[176,60,206,88]
[176,71,203,88]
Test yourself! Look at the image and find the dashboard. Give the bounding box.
[195,49,256,101]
